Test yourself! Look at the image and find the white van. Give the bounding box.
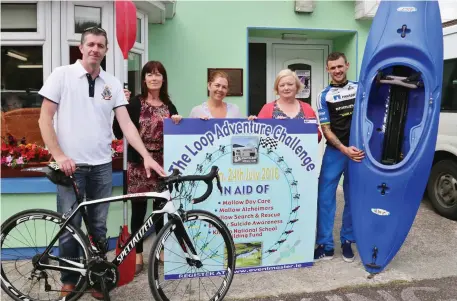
[426,21,457,220]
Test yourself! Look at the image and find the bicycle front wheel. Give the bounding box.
[148,209,236,301]
[1,209,90,301]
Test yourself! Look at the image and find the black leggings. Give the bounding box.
[130,198,164,254]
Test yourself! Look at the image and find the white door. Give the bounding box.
[272,44,328,111]
[59,1,114,73]
[271,44,329,169]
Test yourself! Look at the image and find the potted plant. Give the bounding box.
[1,134,52,178]
[1,135,125,177]
[111,139,124,171]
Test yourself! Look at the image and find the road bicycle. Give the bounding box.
[1,163,236,301]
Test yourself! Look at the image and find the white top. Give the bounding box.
[189,101,243,118]
[38,60,128,165]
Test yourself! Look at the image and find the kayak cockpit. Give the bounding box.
[366,65,426,166]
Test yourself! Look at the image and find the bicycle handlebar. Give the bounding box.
[159,166,223,204]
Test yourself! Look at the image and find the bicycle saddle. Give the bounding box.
[44,162,74,187]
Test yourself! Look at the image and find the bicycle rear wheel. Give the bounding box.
[1,209,90,301]
[148,209,236,301]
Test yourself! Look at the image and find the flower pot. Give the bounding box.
[1,162,49,178]
[112,156,123,171]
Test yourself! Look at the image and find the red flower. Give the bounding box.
[1,134,52,168]
[111,139,123,156]
[1,142,9,152]
[39,148,49,158]
[26,151,35,160]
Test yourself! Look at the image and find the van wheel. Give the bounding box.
[427,160,457,221]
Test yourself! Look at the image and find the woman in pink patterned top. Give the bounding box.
[113,61,182,275]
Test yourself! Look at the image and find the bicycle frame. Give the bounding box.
[34,178,200,276]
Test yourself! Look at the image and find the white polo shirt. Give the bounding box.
[39,60,128,165]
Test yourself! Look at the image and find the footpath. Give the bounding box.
[242,276,457,301]
[2,187,456,301]
[93,187,457,300]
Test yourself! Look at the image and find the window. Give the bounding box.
[127,52,142,94]
[1,45,45,146]
[1,46,44,109]
[123,11,148,96]
[441,58,457,112]
[74,5,102,34]
[1,2,47,41]
[128,52,142,95]
[0,2,50,157]
[61,2,113,71]
[1,3,37,32]
[136,18,142,43]
[133,12,146,51]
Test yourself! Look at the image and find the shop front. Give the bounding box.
[1,0,176,246]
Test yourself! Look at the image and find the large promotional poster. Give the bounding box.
[163,118,319,279]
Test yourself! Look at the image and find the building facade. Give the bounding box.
[1,0,455,242]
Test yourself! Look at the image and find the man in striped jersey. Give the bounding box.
[314,52,365,263]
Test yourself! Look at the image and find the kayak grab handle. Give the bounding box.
[376,71,423,89]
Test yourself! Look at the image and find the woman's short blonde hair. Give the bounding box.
[273,69,304,95]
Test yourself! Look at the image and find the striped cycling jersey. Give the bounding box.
[317,80,358,147]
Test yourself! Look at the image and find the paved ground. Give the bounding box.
[241,276,457,301]
[2,187,456,300]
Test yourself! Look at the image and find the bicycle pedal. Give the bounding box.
[94,237,109,255]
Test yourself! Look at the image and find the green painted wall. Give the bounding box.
[333,33,358,79]
[149,0,372,116]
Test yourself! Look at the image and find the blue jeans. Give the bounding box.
[56,162,112,285]
[316,145,354,251]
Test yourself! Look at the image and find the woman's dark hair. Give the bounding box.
[140,61,172,106]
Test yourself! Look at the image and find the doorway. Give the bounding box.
[272,44,328,111]
[248,37,331,169]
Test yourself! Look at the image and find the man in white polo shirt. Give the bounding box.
[38,27,166,298]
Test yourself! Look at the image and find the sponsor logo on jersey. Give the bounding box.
[371,208,390,216]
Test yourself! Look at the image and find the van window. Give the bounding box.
[441,58,457,112]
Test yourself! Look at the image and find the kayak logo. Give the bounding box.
[397,7,417,12]
[371,208,390,216]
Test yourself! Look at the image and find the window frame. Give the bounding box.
[65,1,112,43]
[61,1,115,73]
[1,1,46,41]
[133,11,146,50]
[1,1,52,89]
[127,49,145,96]
[1,3,52,172]
[129,10,148,95]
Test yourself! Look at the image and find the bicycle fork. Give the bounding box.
[169,216,202,267]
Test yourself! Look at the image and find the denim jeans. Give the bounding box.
[315,145,354,251]
[56,162,112,285]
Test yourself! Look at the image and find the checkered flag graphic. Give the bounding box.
[259,136,278,150]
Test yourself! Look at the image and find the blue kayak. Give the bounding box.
[348,0,443,274]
